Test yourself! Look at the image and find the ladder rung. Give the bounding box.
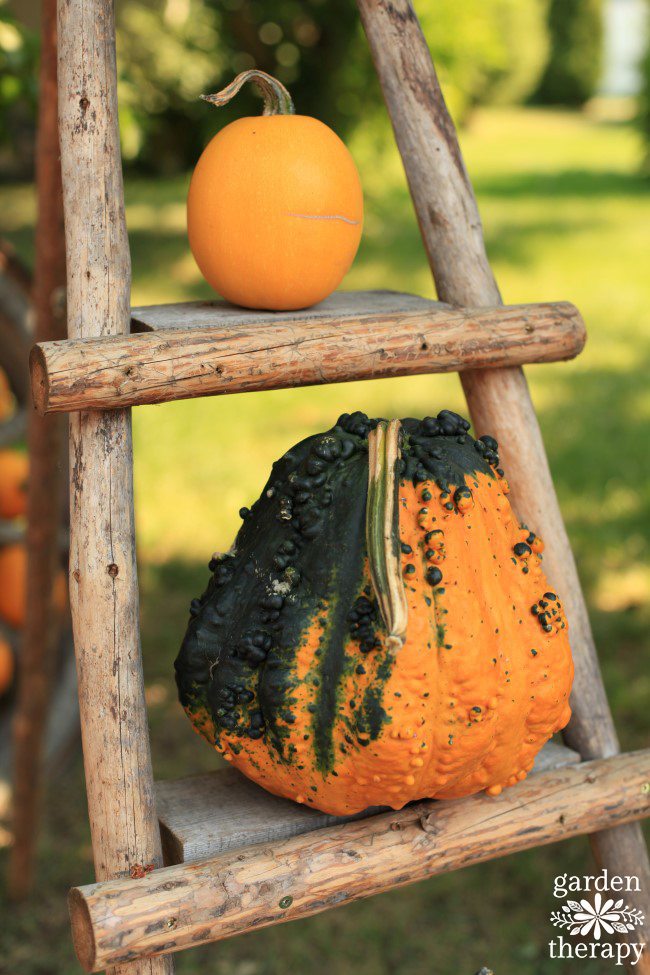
[69,748,650,973]
[30,290,585,415]
[156,739,580,865]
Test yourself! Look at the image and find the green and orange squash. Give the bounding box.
[175,410,573,816]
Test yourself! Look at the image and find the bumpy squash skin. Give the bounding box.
[175,411,573,816]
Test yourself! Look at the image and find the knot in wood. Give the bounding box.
[107,563,119,578]
[418,812,441,834]
[129,863,154,879]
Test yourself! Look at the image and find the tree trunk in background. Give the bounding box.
[8,0,67,900]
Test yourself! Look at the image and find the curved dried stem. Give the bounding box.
[201,70,295,116]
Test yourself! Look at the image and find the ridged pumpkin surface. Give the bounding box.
[187,115,363,311]
[176,411,573,816]
[0,544,67,629]
[0,635,13,695]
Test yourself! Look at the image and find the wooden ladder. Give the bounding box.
[41,0,650,972]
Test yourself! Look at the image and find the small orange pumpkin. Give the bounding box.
[0,544,67,629]
[0,449,28,519]
[187,71,363,311]
[0,634,14,695]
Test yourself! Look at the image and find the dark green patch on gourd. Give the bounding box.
[175,409,498,765]
[354,652,393,743]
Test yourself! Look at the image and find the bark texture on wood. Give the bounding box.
[9,0,67,902]
[69,751,650,972]
[357,0,650,958]
[31,299,586,414]
[57,0,171,972]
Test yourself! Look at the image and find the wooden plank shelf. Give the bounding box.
[30,291,586,414]
[70,748,650,972]
[155,739,581,865]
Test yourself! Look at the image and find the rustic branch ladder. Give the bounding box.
[46,1,650,972]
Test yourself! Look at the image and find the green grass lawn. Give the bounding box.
[1,104,649,973]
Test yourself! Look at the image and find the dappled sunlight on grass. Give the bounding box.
[595,564,650,613]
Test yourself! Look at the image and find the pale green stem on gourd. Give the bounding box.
[366,419,408,654]
[201,70,295,116]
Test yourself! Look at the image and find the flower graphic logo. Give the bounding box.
[551,893,645,940]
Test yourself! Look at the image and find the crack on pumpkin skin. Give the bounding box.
[286,212,361,225]
[175,410,573,815]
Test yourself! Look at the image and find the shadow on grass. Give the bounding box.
[534,361,650,746]
[538,360,650,574]
[128,227,215,302]
[475,168,650,200]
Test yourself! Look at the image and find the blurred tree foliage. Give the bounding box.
[532,0,603,105]
[638,2,650,168]
[0,0,38,177]
[115,0,379,171]
[419,0,550,118]
[1,0,554,176]
[115,0,551,172]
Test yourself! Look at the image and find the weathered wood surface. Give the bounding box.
[156,740,581,865]
[357,0,650,965]
[57,0,171,971]
[30,297,585,414]
[9,0,67,901]
[131,290,441,330]
[70,751,650,972]
[157,769,382,867]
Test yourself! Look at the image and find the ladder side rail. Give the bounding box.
[57,0,172,972]
[356,0,650,962]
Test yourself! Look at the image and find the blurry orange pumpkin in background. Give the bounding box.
[0,450,28,519]
[0,368,13,421]
[0,635,14,695]
[0,544,67,629]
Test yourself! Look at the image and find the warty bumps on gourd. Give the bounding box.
[175,410,573,816]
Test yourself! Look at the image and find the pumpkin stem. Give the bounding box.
[201,70,295,116]
[366,419,408,654]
